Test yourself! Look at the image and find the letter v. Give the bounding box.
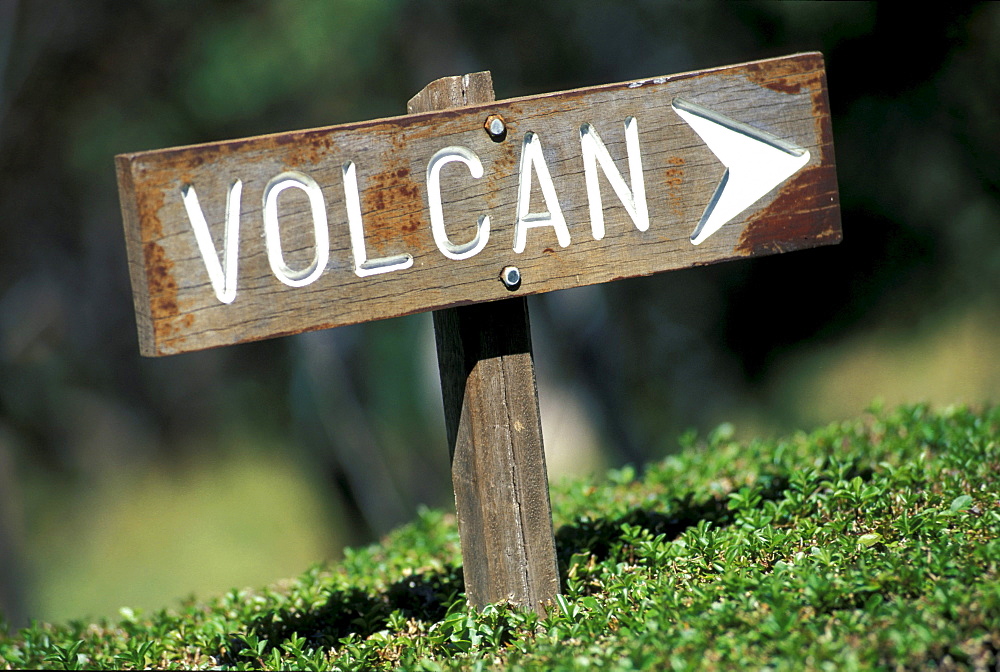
[181,180,242,304]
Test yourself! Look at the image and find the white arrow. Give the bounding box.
[672,98,810,245]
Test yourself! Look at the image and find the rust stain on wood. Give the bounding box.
[741,52,825,94]
[494,139,518,174]
[142,242,178,318]
[401,216,421,233]
[137,128,331,173]
[665,165,684,185]
[735,164,841,256]
[809,69,835,151]
[135,180,166,242]
[361,164,426,249]
[286,134,334,167]
[142,239,188,346]
[753,68,822,96]
[731,52,840,257]
[665,156,686,217]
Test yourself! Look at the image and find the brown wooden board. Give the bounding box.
[116,52,840,356]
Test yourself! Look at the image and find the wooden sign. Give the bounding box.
[117,51,839,357]
[116,55,840,616]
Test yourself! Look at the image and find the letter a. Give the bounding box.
[513,132,570,253]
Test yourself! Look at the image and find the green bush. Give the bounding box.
[2,404,998,670]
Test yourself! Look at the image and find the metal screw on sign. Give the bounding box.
[500,266,521,289]
[484,114,507,142]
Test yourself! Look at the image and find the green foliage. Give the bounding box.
[1,404,998,670]
[179,0,404,126]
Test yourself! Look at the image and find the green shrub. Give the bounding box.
[2,403,998,670]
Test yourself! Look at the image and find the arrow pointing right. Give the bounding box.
[672,98,811,245]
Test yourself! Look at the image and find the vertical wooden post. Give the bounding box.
[408,72,561,614]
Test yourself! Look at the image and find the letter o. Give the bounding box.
[262,171,329,288]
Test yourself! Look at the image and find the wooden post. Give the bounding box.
[408,72,561,614]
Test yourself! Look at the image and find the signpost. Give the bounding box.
[116,52,840,613]
[409,72,560,613]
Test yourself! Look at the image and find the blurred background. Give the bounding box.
[0,1,997,627]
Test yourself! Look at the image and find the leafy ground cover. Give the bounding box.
[2,403,998,670]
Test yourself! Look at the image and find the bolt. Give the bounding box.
[500,265,521,289]
[484,114,507,142]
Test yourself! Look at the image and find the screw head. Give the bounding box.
[500,266,521,289]
[484,114,507,142]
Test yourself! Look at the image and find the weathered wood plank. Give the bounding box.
[433,299,560,612]
[412,72,560,614]
[117,52,840,356]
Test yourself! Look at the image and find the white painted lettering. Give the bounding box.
[513,132,570,254]
[426,146,490,260]
[580,117,649,240]
[263,171,329,288]
[343,161,414,277]
[182,180,242,304]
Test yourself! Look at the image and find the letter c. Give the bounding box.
[426,146,490,260]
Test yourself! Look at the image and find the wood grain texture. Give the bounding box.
[117,52,840,356]
[433,299,560,613]
[413,72,560,614]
